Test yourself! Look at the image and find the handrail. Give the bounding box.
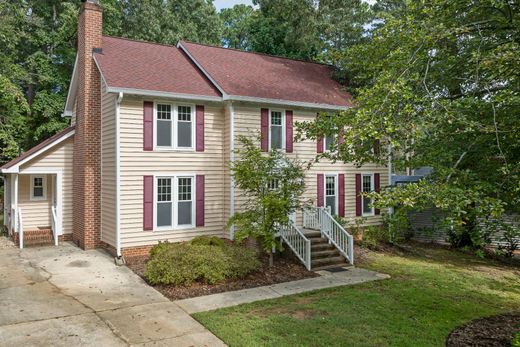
[17,208,23,249]
[319,207,354,265]
[303,206,320,230]
[279,221,312,271]
[51,206,58,246]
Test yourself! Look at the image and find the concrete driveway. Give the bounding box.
[0,241,225,347]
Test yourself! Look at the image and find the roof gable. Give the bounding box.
[179,41,352,108]
[94,36,222,99]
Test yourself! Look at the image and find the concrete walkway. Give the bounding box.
[0,241,225,347]
[176,267,390,314]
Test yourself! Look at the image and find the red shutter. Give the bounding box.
[317,174,324,207]
[143,176,154,230]
[285,110,293,153]
[260,108,269,152]
[374,173,380,215]
[355,174,362,216]
[338,174,345,217]
[317,137,324,153]
[143,101,153,151]
[196,175,205,226]
[196,105,204,152]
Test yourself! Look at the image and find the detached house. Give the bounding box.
[2,0,388,268]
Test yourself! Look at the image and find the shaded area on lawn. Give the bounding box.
[193,243,520,347]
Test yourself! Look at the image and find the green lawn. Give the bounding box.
[193,244,520,347]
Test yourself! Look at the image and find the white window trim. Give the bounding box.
[361,173,375,217]
[153,101,196,151]
[268,109,286,151]
[30,175,47,201]
[153,174,196,231]
[324,173,339,216]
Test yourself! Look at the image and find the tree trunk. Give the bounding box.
[269,252,274,267]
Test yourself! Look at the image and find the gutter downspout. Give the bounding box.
[229,102,235,240]
[115,92,123,261]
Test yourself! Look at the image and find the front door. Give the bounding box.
[325,175,337,215]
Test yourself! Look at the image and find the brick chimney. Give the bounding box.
[73,0,103,249]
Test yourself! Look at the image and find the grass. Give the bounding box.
[193,244,520,347]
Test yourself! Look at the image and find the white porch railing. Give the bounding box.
[279,221,312,271]
[16,208,23,249]
[304,206,354,265]
[51,206,58,246]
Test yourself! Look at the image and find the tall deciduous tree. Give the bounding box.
[220,4,255,49]
[299,0,520,243]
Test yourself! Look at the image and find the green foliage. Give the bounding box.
[481,216,520,258]
[219,4,255,49]
[512,331,520,347]
[190,235,225,247]
[228,135,306,255]
[297,0,520,245]
[384,209,413,243]
[144,240,261,286]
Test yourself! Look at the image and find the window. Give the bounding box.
[157,178,172,227]
[269,110,284,150]
[267,178,279,191]
[325,175,337,215]
[177,106,192,148]
[155,102,194,149]
[324,133,335,152]
[362,174,374,216]
[30,175,46,201]
[155,175,195,229]
[156,104,172,147]
[177,177,193,226]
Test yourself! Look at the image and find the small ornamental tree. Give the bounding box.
[228,135,306,266]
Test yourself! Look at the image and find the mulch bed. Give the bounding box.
[126,252,318,301]
[446,313,520,347]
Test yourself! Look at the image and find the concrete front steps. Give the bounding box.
[303,229,349,271]
[12,228,55,247]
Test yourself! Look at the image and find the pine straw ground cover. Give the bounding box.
[193,243,520,347]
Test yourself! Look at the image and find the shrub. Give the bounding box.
[513,332,520,347]
[190,235,225,247]
[144,240,261,286]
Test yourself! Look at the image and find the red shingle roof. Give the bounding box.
[94,36,221,98]
[1,126,75,170]
[180,41,352,108]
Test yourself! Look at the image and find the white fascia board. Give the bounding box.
[63,55,79,117]
[1,130,75,174]
[225,95,349,111]
[92,55,109,92]
[177,42,228,98]
[105,87,223,102]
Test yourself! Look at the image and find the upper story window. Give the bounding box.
[269,110,285,150]
[30,175,46,201]
[362,173,375,216]
[155,103,194,150]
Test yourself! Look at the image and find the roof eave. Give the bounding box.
[63,55,79,117]
[225,95,349,111]
[105,86,224,102]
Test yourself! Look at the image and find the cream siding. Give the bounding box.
[119,96,226,248]
[232,104,389,227]
[17,174,52,230]
[19,137,74,235]
[101,87,117,247]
